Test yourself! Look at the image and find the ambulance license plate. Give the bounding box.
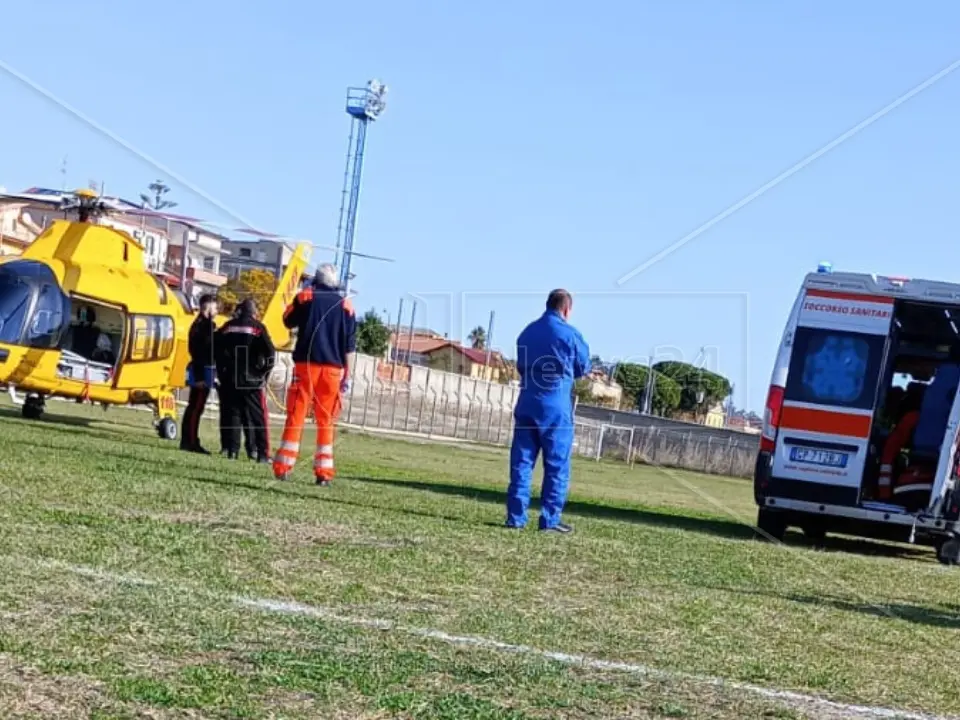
[789,447,848,468]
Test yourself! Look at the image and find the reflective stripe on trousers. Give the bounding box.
[272,363,343,479]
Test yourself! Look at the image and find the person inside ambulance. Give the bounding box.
[878,386,905,430]
[877,381,925,502]
[878,354,960,509]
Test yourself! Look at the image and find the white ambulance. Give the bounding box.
[755,263,960,564]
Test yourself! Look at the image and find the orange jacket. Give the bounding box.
[878,410,919,499]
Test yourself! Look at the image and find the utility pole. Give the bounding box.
[643,353,655,414]
[405,302,417,365]
[391,298,404,381]
[179,227,191,305]
[483,310,495,380]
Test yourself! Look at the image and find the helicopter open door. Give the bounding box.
[110,311,177,391]
[56,297,126,386]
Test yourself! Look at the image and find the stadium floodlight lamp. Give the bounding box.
[364,78,388,120]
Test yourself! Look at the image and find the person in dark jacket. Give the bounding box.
[215,305,253,459]
[215,298,276,462]
[181,294,219,453]
[272,264,356,485]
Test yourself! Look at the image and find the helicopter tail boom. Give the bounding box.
[259,242,311,350]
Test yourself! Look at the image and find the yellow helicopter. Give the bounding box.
[0,187,313,440]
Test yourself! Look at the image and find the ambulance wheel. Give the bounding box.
[937,537,960,566]
[756,508,787,542]
[157,418,178,441]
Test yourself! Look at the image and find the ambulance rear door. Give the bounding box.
[771,288,894,506]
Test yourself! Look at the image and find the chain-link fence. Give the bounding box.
[175,353,758,479]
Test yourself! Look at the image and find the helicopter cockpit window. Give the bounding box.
[0,261,69,348]
[26,282,68,348]
[0,273,31,345]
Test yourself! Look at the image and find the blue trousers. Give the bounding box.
[506,410,574,529]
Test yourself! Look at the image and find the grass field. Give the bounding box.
[0,399,958,719]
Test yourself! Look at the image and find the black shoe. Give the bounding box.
[226,451,239,460]
[257,455,271,464]
[315,477,332,487]
[504,523,524,530]
[247,452,257,461]
[540,523,573,534]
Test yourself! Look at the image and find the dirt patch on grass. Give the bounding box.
[0,653,188,719]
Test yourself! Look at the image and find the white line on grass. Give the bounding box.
[35,559,956,720]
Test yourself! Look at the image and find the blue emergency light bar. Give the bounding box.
[817,262,833,274]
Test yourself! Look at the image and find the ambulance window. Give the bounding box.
[785,328,885,411]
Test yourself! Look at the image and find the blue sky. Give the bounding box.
[2,1,959,411]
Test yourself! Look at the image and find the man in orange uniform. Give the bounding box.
[272,264,356,485]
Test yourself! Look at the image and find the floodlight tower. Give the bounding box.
[334,79,388,293]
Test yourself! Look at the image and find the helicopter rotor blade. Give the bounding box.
[0,197,396,264]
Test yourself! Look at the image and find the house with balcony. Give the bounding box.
[165,225,229,303]
[221,239,296,280]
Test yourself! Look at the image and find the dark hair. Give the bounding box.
[903,382,926,414]
[238,298,257,317]
[198,294,216,308]
[546,289,572,313]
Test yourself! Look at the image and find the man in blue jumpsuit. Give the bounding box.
[506,289,591,533]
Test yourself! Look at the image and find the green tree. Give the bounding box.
[217,268,277,317]
[652,361,733,418]
[468,326,487,349]
[356,310,391,357]
[614,362,681,416]
[140,180,177,211]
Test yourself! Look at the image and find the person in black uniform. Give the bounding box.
[215,305,253,459]
[180,294,219,454]
[215,298,276,462]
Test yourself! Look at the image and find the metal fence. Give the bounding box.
[177,353,757,479]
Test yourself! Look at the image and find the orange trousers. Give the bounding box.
[273,362,343,480]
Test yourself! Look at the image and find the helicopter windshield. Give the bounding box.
[0,261,69,349]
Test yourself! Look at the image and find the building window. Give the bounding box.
[239,248,251,258]
[203,256,215,271]
[255,250,267,263]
